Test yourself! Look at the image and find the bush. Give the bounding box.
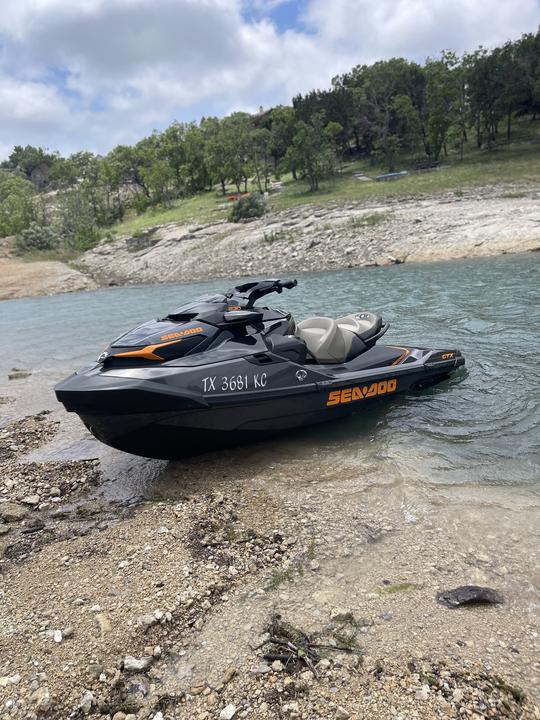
[228,193,265,223]
[16,222,60,252]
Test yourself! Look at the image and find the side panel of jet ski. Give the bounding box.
[56,345,464,459]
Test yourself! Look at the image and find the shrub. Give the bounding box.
[16,222,60,252]
[228,193,265,223]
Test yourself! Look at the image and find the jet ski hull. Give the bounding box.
[55,345,464,459]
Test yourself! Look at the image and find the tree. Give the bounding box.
[286,114,337,192]
[2,145,59,189]
[0,170,36,236]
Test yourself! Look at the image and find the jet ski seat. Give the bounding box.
[296,312,382,363]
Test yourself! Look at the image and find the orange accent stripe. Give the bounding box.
[390,346,412,365]
[113,339,183,361]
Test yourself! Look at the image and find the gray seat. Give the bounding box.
[296,312,382,363]
[335,312,382,342]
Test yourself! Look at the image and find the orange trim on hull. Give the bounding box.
[113,339,183,361]
[389,346,412,365]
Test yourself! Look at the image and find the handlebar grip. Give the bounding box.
[281,279,297,290]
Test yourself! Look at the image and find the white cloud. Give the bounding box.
[0,0,538,159]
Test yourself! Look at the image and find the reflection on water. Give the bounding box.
[2,253,539,491]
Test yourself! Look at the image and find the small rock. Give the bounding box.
[137,614,157,632]
[53,630,62,643]
[112,713,126,720]
[123,655,153,673]
[31,686,51,713]
[330,607,354,623]
[271,660,285,672]
[336,708,350,719]
[79,690,94,714]
[452,688,464,702]
[309,560,320,571]
[220,704,237,720]
[0,502,28,522]
[254,663,271,674]
[436,585,504,608]
[21,494,40,506]
[415,684,430,701]
[95,613,112,637]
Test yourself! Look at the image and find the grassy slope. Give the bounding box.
[109,124,540,239]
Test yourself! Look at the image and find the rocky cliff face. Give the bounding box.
[78,188,540,288]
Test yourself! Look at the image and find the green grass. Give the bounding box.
[269,141,540,213]
[377,582,417,595]
[118,136,540,240]
[111,190,231,238]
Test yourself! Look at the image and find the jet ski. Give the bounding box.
[55,278,465,459]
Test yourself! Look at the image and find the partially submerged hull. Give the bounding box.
[56,344,464,459]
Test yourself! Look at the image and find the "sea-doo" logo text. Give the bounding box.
[327,378,397,406]
[160,326,204,341]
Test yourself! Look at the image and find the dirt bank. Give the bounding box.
[0,371,538,720]
[0,238,97,301]
[79,187,540,288]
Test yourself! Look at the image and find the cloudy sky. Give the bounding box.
[1,0,539,159]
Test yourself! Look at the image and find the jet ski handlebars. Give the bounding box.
[227,278,298,308]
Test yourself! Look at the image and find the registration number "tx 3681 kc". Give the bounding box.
[202,373,268,393]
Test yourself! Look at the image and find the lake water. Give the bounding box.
[1,253,538,488]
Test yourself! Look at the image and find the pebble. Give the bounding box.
[330,607,354,623]
[336,708,350,719]
[123,655,153,673]
[415,684,430,701]
[271,660,285,672]
[21,494,40,506]
[95,612,112,637]
[53,629,62,643]
[79,690,94,714]
[220,704,237,720]
[30,686,51,713]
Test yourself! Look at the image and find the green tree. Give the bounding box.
[0,170,36,236]
[286,114,337,192]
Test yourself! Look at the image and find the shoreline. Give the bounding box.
[0,371,538,718]
[1,186,539,302]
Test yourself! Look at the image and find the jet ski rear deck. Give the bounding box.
[55,279,464,459]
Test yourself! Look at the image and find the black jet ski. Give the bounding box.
[55,278,465,459]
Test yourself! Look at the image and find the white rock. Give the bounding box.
[220,705,237,720]
[271,660,285,672]
[31,686,51,713]
[123,655,153,673]
[415,684,430,701]
[53,630,62,643]
[79,690,94,714]
[336,707,350,719]
[21,495,40,506]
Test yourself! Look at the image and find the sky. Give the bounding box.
[0,0,539,160]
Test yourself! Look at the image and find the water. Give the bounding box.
[1,253,538,488]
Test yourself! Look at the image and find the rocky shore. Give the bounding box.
[2,187,539,301]
[0,370,539,720]
[78,187,540,288]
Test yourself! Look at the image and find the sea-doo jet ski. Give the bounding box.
[55,278,465,459]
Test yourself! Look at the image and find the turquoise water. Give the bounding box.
[1,253,539,486]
